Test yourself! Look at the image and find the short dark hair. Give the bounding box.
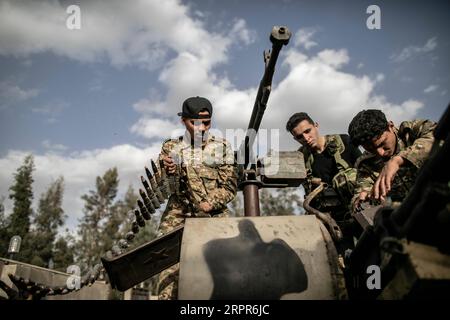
[286,112,315,133]
[348,109,389,146]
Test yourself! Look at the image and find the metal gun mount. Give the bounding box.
[236,26,295,217]
[258,151,307,187]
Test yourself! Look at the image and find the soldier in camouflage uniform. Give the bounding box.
[157,96,237,300]
[348,109,436,210]
[286,112,362,254]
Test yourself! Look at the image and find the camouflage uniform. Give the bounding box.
[302,134,361,253]
[354,119,436,204]
[302,135,357,194]
[156,134,237,300]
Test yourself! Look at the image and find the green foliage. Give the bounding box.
[118,185,157,246]
[260,188,301,216]
[0,196,10,256]
[228,193,244,217]
[34,177,65,233]
[53,233,75,272]
[8,154,34,238]
[5,155,35,261]
[75,170,158,274]
[226,188,301,217]
[25,177,66,267]
[103,184,137,250]
[75,168,120,270]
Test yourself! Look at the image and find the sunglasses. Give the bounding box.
[189,120,211,126]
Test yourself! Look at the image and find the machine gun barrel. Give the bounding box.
[238,26,291,168]
[236,26,291,217]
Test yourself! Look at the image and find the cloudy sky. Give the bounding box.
[0,0,448,232]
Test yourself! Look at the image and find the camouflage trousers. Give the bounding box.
[156,205,229,300]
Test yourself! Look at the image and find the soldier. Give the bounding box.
[157,96,237,300]
[348,109,436,209]
[286,112,362,252]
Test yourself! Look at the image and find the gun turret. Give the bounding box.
[236,26,292,216]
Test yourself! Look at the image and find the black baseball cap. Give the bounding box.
[178,96,213,119]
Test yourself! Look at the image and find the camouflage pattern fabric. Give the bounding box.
[354,119,436,203]
[156,134,237,300]
[301,134,353,195]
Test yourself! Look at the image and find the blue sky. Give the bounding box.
[0,0,448,232]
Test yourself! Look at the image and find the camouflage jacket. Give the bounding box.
[159,134,237,215]
[354,119,436,202]
[301,134,357,193]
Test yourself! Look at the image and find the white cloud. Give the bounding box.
[42,140,68,152]
[365,97,424,124]
[315,49,350,68]
[229,19,257,46]
[424,84,438,94]
[0,81,39,107]
[130,118,183,139]
[357,63,364,69]
[0,144,162,232]
[294,27,318,50]
[390,37,438,62]
[0,0,254,70]
[132,43,424,154]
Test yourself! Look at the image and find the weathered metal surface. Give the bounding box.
[353,204,382,230]
[101,225,183,292]
[243,184,260,217]
[0,259,110,300]
[260,151,307,187]
[178,215,347,300]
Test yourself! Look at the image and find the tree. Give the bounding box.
[53,232,75,272]
[102,184,136,250]
[260,188,301,216]
[27,177,66,267]
[0,196,10,256]
[75,168,119,270]
[7,155,34,261]
[8,155,34,237]
[228,193,244,217]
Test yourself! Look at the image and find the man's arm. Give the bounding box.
[203,142,238,211]
[352,156,378,209]
[203,163,238,211]
[397,119,436,168]
[159,139,178,174]
[372,120,436,199]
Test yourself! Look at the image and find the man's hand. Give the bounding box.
[162,155,176,174]
[372,155,404,200]
[353,191,369,212]
[199,201,213,213]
